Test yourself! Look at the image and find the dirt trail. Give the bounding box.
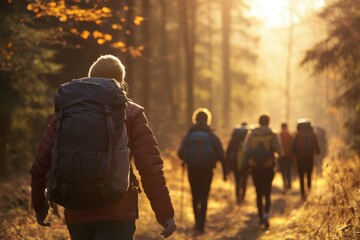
[135,161,319,240]
[0,159,322,240]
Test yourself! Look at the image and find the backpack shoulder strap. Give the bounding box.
[47,110,63,201]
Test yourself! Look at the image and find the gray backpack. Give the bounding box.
[46,77,130,210]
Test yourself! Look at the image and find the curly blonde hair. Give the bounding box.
[192,108,212,125]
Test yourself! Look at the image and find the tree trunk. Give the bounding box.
[0,71,13,178]
[180,0,196,124]
[222,0,231,128]
[0,115,10,178]
[142,0,151,114]
[125,0,135,95]
[207,0,214,112]
[285,2,294,122]
[160,0,177,119]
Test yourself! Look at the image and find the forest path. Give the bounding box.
[135,159,323,240]
[0,157,324,240]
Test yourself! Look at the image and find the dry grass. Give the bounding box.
[1,138,359,239]
[264,139,360,240]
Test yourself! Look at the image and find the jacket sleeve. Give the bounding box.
[30,116,56,212]
[177,134,189,162]
[127,105,175,222]
[313,132,321,155]
[211,133,227,175]
[273,133,284,156]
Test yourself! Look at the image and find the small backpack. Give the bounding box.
[46,77,130,210]
[236,143,246,170]
[186,131,215,168]
[248,133,274,168]
[227,128,248,171]
[295,131,317,157]
[294,121,317,157]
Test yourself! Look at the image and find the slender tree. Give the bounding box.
[160,0,176,119]
[141,0,151,113]
[124,0,136,93]
[285,1,294,122]
[222,0,231,127]
[180,0,196,124]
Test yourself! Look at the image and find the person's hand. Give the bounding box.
[158,217,176,238]
[35,201,51,227]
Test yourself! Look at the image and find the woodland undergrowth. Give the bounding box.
[0,139,359,239]
[274,139,360,240]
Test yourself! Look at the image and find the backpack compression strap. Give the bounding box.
[104,105,116,181]
[47,110,63,201]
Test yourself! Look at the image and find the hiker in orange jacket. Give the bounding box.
[278,122,294,193]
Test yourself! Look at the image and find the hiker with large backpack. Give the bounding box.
[243,114,282,229]
[178,108,227,234]
[278,122,294,193]
[30,55,176,239]
[226,121,249,204]
[292,119,320,200]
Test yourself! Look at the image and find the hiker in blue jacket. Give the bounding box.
[178,108,227,234]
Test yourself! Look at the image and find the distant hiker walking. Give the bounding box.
[226,121,249,204]
[178,108,227,234]
[278,122,294,193]
[243,114,282,229]
[314,126,328,177]
[292,119,320,200]
[30,54,176,239]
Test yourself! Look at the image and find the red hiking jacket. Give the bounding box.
[30,101,175,224]
[279,130,294,157]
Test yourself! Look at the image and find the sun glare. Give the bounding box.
[248,0,326,28]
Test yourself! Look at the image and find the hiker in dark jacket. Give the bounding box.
[226,121,249,204]
[178,108,227,234]
[292,119,320,200]
[30,55,176,239]
[243,114,282,229]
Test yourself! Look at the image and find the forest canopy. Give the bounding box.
[302,0,360,153]
[0,0,359,178]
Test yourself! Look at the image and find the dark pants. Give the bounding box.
[279,156,293,190]
[188,166,213,231]
[233,169,249,203]
[67,220,136,240]
[297,158,314,196]
[251,167,274,219]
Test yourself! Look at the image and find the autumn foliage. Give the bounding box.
[27,0,144,56]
